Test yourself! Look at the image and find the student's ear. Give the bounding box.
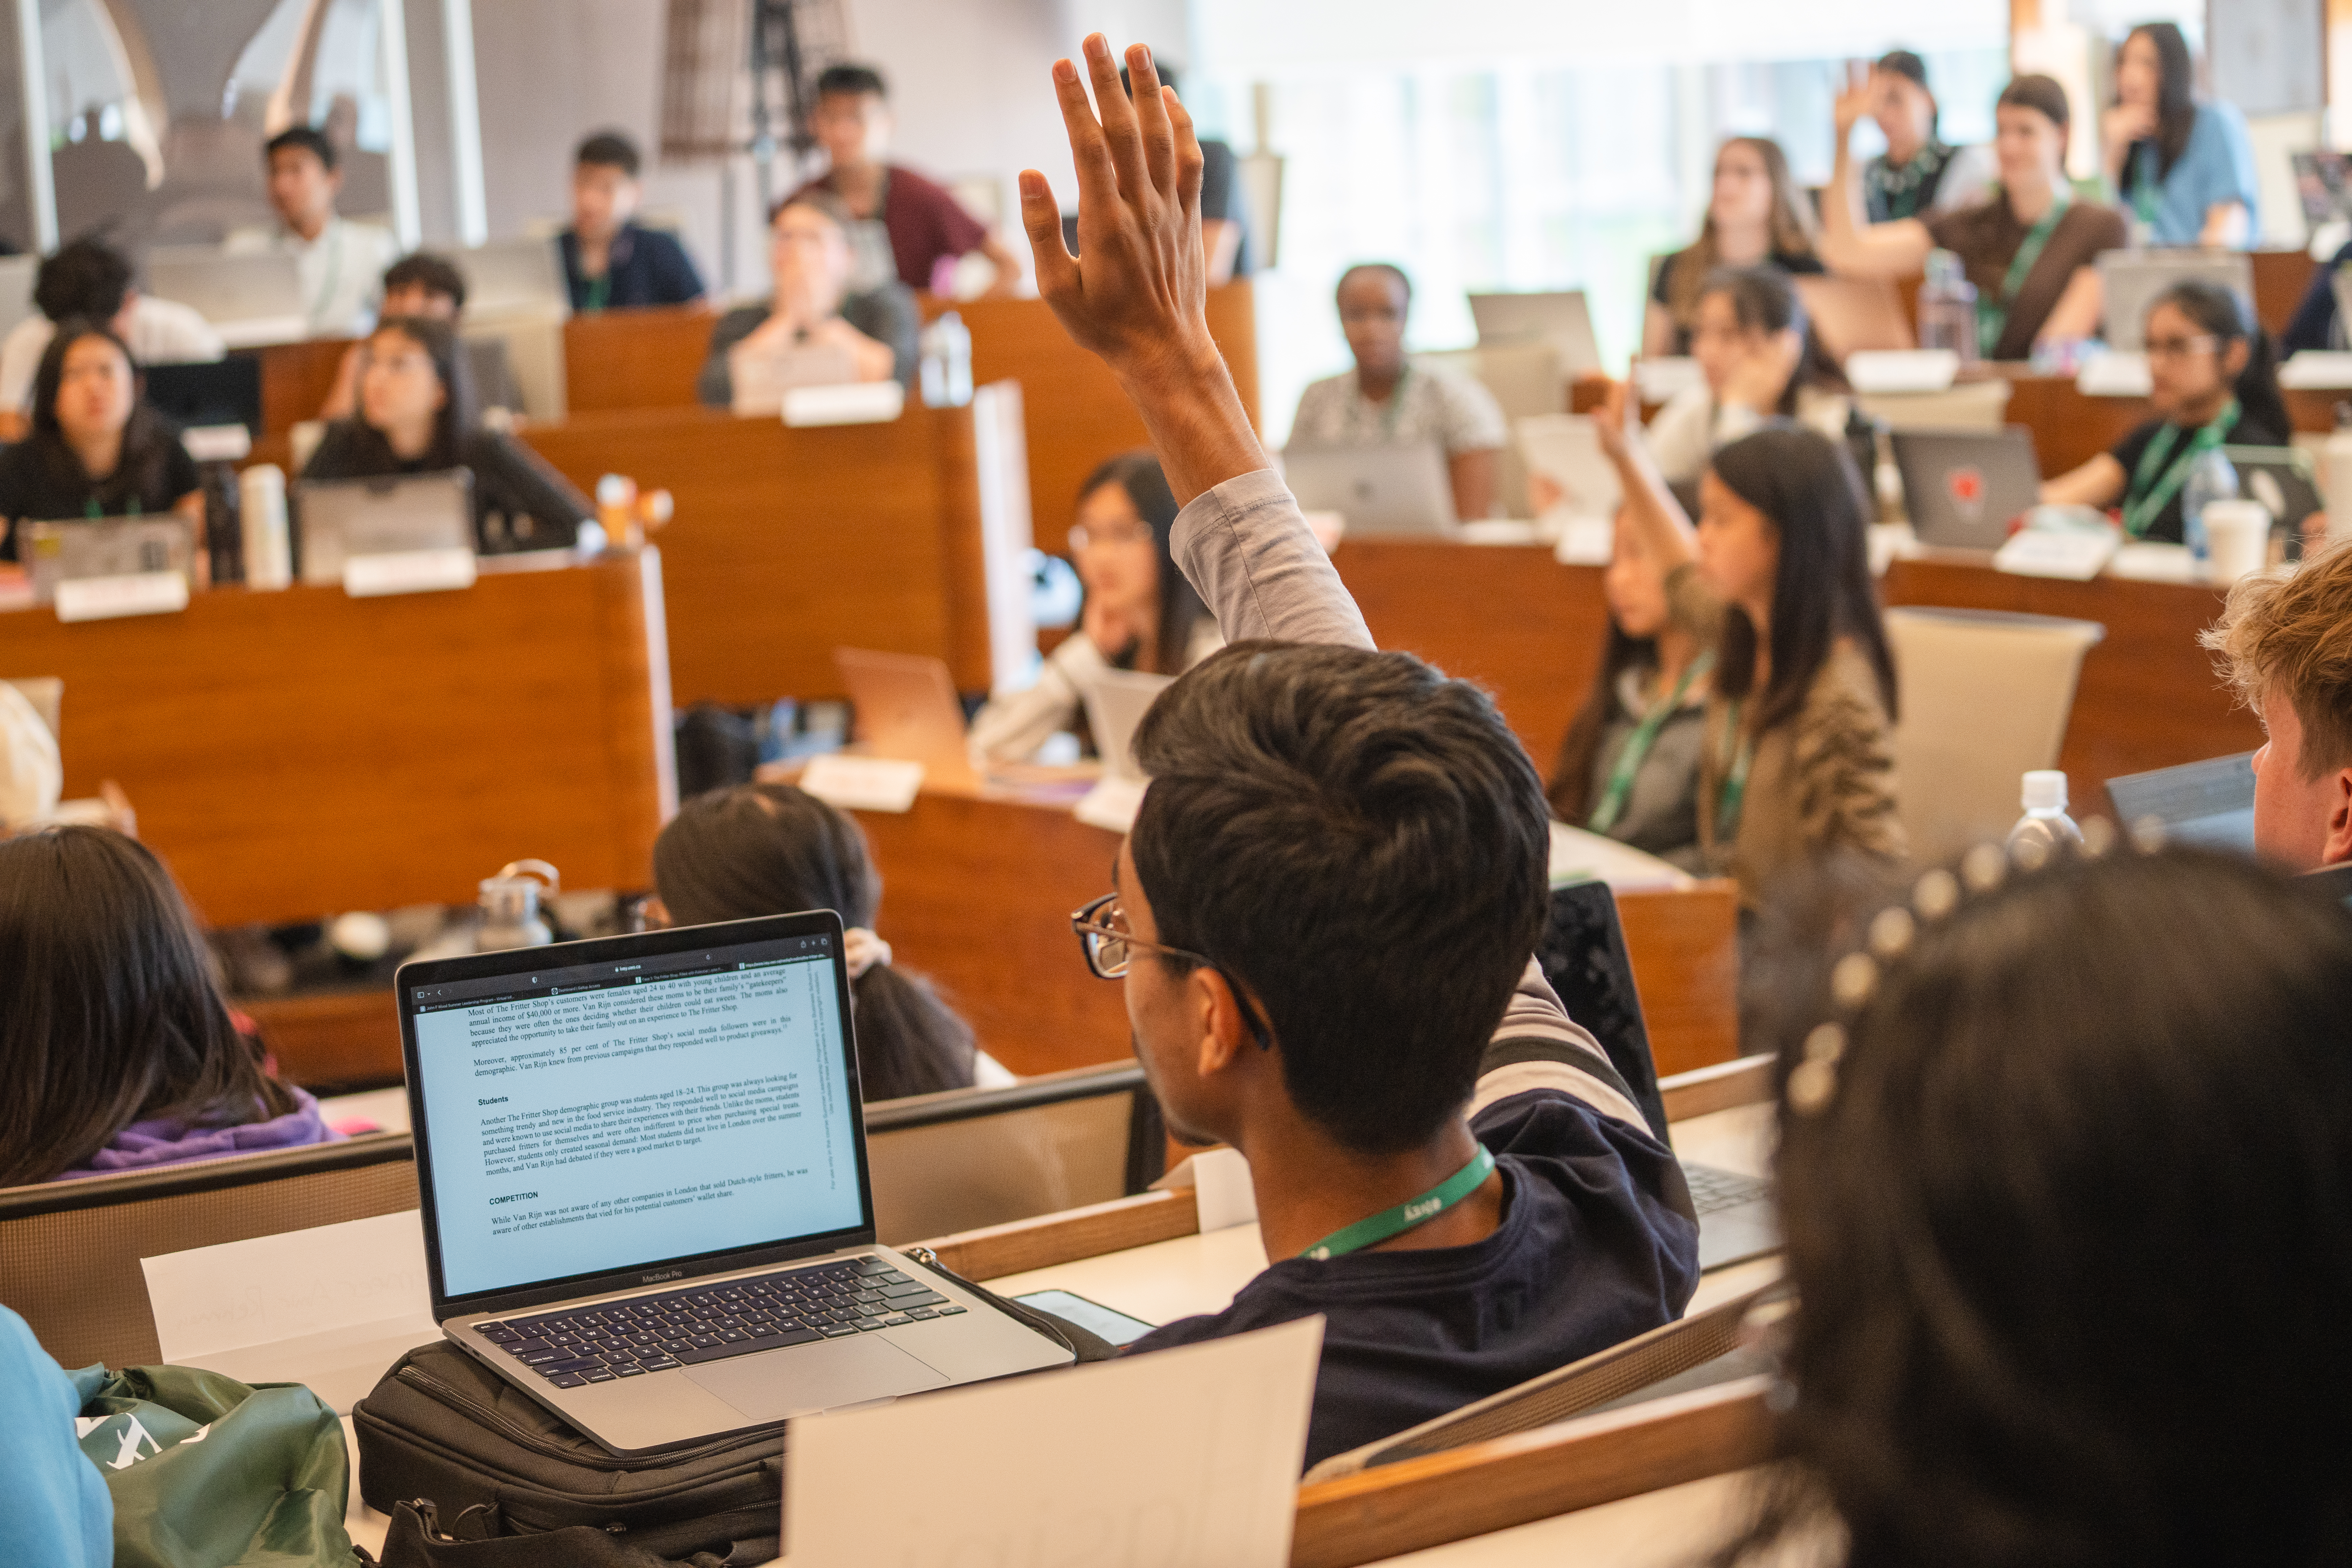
[1187,967,1255,1079]
[2325,767,2352,867]
[2223,338,2250,381]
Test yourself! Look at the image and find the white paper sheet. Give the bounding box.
[1548,821,1693,891]
[786,1316,1323,1568]
[798,753,925,813]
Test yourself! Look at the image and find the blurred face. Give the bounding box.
[382,282,460,321]
[359,328,447,436]
[1336,269,1409,381]
[1710,142,1774,231]
[1872,73,1934,151]
[54,334,133,447]
[1993,104,2065,189]
[1602,505,1672,641]
[2142,300,2243,420]
[811,91,891,170]
[2251,688,2352,870]
[265,146,339,233]
[771,203,853,311]
[571,162,638,244]
[2116,33,2161,110]
[1689,291,1767,396]
[1694,469,1781,616]
[1070,481,1162,628]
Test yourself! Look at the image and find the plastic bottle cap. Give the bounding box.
[2022,770,2068,812]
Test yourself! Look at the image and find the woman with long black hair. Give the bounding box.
[2103,20,2258,248]
[0,319,201,561]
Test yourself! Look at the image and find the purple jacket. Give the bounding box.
[49,1085,343,1182]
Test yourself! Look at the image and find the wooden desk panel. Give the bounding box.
[563,304,719,413]
[250,337,355,439]
[0,551,673,930]
[2252,248,2317,339]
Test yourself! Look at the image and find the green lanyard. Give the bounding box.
[1714,699,1754,843]
[1975,192,2070,358]
[310,220,345,328]
[583,273,612,314]
[2129,145,2161,228]
[2121,398,2239,539]
[1365,363,1413,442]
[82,496,139,520]
[1301,1144,1496,1262]
[1589,652,1712,836]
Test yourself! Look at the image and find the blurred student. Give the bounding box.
[225,126,400,338]
[970,452,1220,764]
[1644,137,1823,358]
[0,322,202,562]
[2105,21,2258,248]
[0,1305,109,1565]
[651,781,1011,1101]
[1821,74,2124,361]
[0,237,222,439]
[0,826,339,1185]
[695,191,919,405]
[1859,50,1995,222]
[1120,60,1250,282]
[1638,265,1850,487]
[301,315,590,552]
[1289,263,1506,521]
[318,251,526,420]
[2205,539,2352,877]
[559,131,706,312]
[2281,239,2352,354]
[795,64,1022,297]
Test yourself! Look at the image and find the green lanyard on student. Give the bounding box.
[2121,397,2240,538]
[583,273,612,314]
[2129,145,2162,229]
[1714,700,1754,844]
[1362,364,1414,442]
[1588,652,1713,836]
[1301,1144,1496,1262]
[83,496,140,520]
[1975,191,2070,358]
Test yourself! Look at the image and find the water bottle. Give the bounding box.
[2005,770,2086,866]
[919,311,973,407]
[477,860,559,952]
[2180,447,2238,571]
[1916,249,1979,364]
[200,461,243,585]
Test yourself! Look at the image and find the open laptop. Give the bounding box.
[1794,275,1916,360]
[454,236,570,320]
[1073,667,1171,830]
[294,471,476,585]
[1284,442,1459,536]
[1467,290,1602,375]
[396,911,1074,1456]
[0,254,38,341]
[730,342,860,418]
[1535,880,1779,1272]
[833,646,982,787]
[145,246,308,348]
[1892,427,2043,550]
[146,358,263,440]
[2098,250,2253,352]
[19,518,196,604]
[2224,445,2325,545]
[2106,752,2256,852]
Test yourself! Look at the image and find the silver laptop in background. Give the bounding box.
[294,471,476,585]
[2098,250,2254,352]
[1081,667,1172,783]
[0,254,38,343]
[1284,442,1459,536]
[397,912,1072,1456]
[145,246,308,348]
[1892,427,2043,551]
[454,237,571,320]
[1467,290,1602,376]
[19,518,196,604]
[2106,752,2257,852]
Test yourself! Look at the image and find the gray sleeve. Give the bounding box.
[844,286,922,390]
[695,306,769,407]
[1168,469,1374,650]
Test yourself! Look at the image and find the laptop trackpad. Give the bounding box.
[688,1335,949,1420]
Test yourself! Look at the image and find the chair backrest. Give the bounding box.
[0,1135,418,1371]
[1853,377,2012,432]
[864,1063,1164,1246]
[3,676,62,738]
[1884,606,2106,863]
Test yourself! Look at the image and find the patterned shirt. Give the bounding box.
[1289,363,1507,455]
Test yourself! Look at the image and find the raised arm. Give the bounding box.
[1594,379,1697,573]
[1819,70,1936,281]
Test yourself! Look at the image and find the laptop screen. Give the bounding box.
[2105,752,2257,853]
[404,925,866,1303]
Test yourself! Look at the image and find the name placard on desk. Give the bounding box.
[1992,529,2120,581]
[343,548,479,598]
[54,571,191,622]
[800,753,925,813]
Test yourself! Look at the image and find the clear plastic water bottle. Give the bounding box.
[2180,447,2237,571]
[2006,770,2086,865]
[920,310,974,407]
[1916,249,1979,364]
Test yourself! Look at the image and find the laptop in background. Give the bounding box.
[0,254,38,342]
[2223,445,2324,544]
[145,246,308,349]
[2098,251,2254,353]
[146,358,263,441]
[1284,442,1459,536]
[19,518,196,604]
[1794,275,1916,360]
[1467,290,1602,375]
[1073,667,1171,832]
[294,471,476,585]
[1893,427,2042,551]
[833,647,982,788]
[2106,752,2256,852]
[453,237,570,319]
[397,911,1073,1455]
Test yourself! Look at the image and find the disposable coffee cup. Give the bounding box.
[2202,499,2270,585]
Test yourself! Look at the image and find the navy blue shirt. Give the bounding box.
[559,222,706,312]
[2283,240,2352,356]
[1127,1088,1700,1470]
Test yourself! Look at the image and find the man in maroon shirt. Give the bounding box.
[797,64,1022,298]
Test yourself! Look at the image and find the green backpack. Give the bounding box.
[71,1363,359,1568]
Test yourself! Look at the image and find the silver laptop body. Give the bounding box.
[294,471,476,585]
[1080,668,1172,781]
[1284,441,1460,536]
[1892,427,2043,551]
[0,254,38,342]
[1467,289,1602,375]
[454,237,571,320]
[397,911,1072,1456]
[146,245,306,341]
[2098,250,2254,352]
[19,518,196,604]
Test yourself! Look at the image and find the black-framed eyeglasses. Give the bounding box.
[1069,892,1273,1050]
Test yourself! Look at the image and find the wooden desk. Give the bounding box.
[247,336,355,440]
[1989,369,2339,479]
[2253,247,2317,339]
[0,551,674,930]
[562,303,718,413]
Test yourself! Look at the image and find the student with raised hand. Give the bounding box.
[2104,21,2258,248]
[1858,51,1996,223]
[1289,263,1507,521]
[0,321,202,562]
[1019,35,1697,1467]
[1720,845,2352,1567]
[1593,380,1903,909]
[968,451,1219,764]
[2204,539,2352,881]
[1638,264,1850,487]
[649,781,1012,1100]
[2041,280,2292,544]
[695,191,919,406]
[1643,138,1823,359]
[0,237,222,440]
[560,131,706,313]
[0,826,340,1185]
[300,314,591,552]
[225,126,400,338]
[1823,74,2124,360]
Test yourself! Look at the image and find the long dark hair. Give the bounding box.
[1549,620,1654,823]
[1722,847,2352,1567]
[1667,137,1819,330]
[332,313,478,471]
[1078,451,1207,676]
[29,319,182,512]
[1698,264,1849,410]
[0,827,293,1186]
[2119,22,2197,186]
[652,782,978,1101]
[1709,424,1897,735]
[2149,278,2289,438]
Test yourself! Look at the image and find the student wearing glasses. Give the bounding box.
[2040,280,2292,545]
[968,452,1220,765]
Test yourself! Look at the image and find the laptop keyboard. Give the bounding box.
[474,1256,966,1390]
[1684,1163,1771,1216]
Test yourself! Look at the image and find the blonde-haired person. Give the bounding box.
[1642,137,1824,359]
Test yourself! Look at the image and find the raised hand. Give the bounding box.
[1833,62,1874,143]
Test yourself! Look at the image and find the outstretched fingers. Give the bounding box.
[1082,34,1152,209]
[1049,53,1117,211]
[1126,45,1178,201]
[1017,168,1078,304]
[1163,87,1205,216]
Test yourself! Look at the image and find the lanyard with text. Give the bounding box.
[1369,363,1414,443]
[1714,699,1754,844]
[1975,191,2070,358]
[1301,1144,1496,1261]
[1589,651,1713,836]
[2122,397,2239,539]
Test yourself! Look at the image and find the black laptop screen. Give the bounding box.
[408,932,863,1300]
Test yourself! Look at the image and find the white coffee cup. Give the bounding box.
[2202,498,2271,585]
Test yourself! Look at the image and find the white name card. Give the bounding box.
[2075,351,2152,398]
[799,753,925,813]
[782,381,906,427]
[54,571,190,622]
[1846,349,1960,394]
[1993,528,2119,581]
[343,547,478,598]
